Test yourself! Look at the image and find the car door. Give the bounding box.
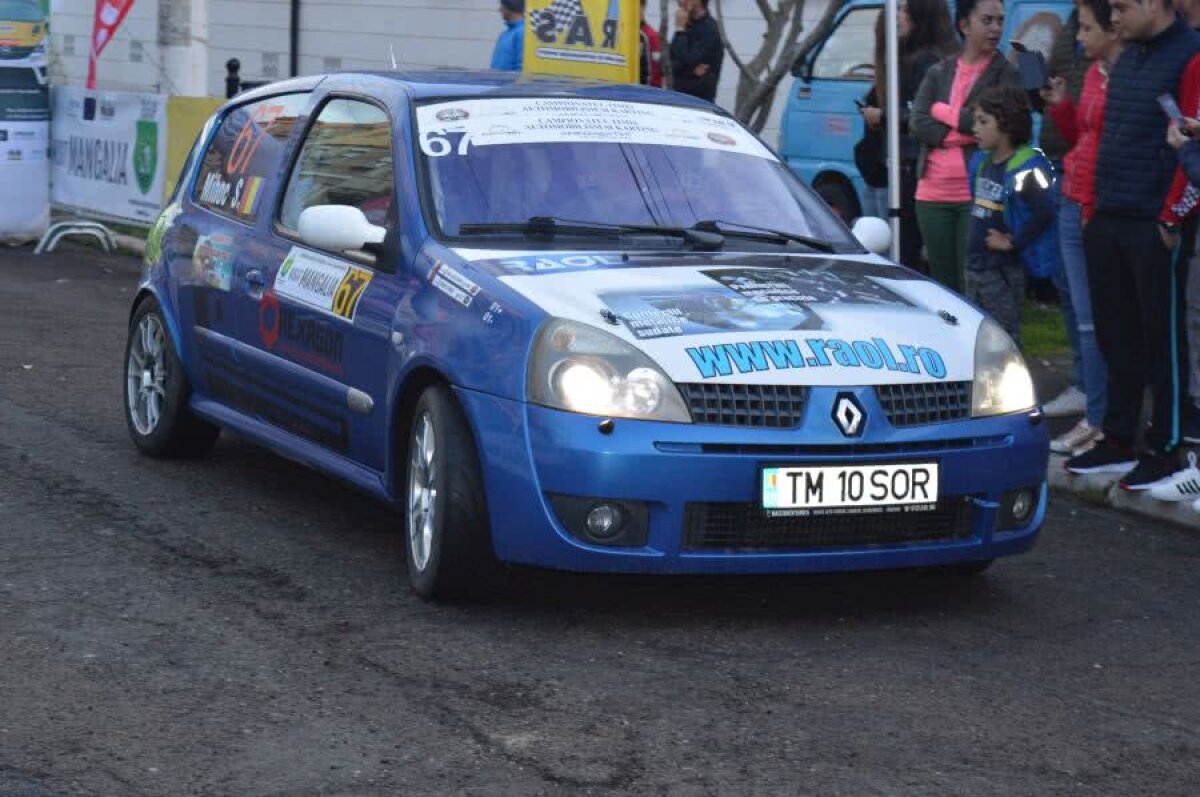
[176,92,309,406]
[233,93,401,470]
[781,3,879,214]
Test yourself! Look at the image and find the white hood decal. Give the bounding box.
[496,257,983,386]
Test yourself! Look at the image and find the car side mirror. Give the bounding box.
[792,58,813,81]
[851,216,892,256]
[298,205,387,255]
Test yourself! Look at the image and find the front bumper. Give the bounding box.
[458,385,1049,575]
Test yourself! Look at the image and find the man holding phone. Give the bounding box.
[1064,0,1200,490]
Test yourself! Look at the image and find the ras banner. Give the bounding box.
[51,86,166,225]
[524,0,639,82]
[0,64,49,239]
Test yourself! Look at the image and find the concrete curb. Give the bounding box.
[1048,453,1200,530]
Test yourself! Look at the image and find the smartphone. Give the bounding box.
[1158,93,1193,137]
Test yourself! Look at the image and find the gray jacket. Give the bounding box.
[909,53,1022,181]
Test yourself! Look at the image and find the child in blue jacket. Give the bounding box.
[967,85,1059,346]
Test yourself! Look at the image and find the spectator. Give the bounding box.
[857,0,958,270]
[1041,0,1121,457]
[965,85,1057,345]
[910,0,1021,293]
[670,0,723,101]
[640,0,663,88]
[1039,10,1095,420]
[490,0,525,72]
[1064,0,1200,490]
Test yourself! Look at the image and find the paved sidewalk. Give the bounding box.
[1032,352,1200,531]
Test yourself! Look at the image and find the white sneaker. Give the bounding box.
[1050,419,1103,455]
[1148,452,1200,502]
[1042,385,1087,418]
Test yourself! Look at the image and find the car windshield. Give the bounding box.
[0,0,41,22]
[414,97,855,251]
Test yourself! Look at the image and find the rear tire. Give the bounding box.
[404,383,495,600]
[123,298,219,458]
[815,177,861,223]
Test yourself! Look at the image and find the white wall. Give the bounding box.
[49,0,834,147]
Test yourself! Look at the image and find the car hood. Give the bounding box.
[457,250,984,386]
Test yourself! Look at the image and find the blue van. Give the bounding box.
[779,0,1074,220]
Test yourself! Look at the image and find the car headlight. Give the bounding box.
[971,318,1036,417]
[529,318,691,423]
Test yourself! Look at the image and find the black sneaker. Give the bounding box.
[1120,452,1179,491]
[1064,440,1137,475]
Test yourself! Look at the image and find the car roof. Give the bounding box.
[234,69,721,111]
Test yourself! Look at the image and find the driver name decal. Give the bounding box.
[686,338,948,380]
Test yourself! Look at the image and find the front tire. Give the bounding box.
[123,297,219,458]
[404,384,494,600]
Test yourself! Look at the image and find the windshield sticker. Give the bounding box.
[428,261,481,308]
[416,98,773,160]
[686,339,947,380]
[274,248,373,322]
[192,232,236,291]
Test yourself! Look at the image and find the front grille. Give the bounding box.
[682,497,975,550]
[876,382,972,427]
[677,383,808,428]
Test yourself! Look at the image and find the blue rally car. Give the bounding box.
[124,71,1049,599]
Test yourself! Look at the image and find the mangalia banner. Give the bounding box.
[51,86,166,225]
[524,0,639,83]
[88,0,135,89]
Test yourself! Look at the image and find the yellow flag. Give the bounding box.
[523,0,640,83]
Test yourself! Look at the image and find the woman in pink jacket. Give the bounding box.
[1041,0,1121,456]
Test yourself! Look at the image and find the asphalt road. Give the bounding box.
[1,246,1198,796]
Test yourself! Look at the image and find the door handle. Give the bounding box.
[244,269,266,299]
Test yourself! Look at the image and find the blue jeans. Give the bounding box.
[1059,196,1107,427]
[861,186,888,220]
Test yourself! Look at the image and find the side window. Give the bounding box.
[811,8,878,80]
[192,93,307,222]
[278,98,395,235]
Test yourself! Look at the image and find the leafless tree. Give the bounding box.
[712,0,849,132]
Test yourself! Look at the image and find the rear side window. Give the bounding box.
[278,98,395,234]
[193,93,308,222]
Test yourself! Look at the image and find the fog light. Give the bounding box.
[998,487,1039,531]
[1011,489,1034,522]
[586,503,623,539]
[546,494,650,547]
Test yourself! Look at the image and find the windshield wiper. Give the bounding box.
[457,216,725,250]
[691,219,835,253]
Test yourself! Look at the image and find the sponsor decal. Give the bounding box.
[707,132,736,146]
[193,232,237,291]
[704,267,911,309]
[259,290,345,373]
[274,248,373,322]
[6,148,19,161]
[0,130,5,141]
[481,301,504,327]
[685,338,947,380]
[486,253,624,274]
[428,261,481,308]
[198,171,265,218]
[436,108,470,122]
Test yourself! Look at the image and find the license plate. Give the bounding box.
[761,462,939,516]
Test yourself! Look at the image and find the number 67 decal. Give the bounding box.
[420,129,472,157]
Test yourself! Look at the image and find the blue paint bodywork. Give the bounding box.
[137,70,1049,575]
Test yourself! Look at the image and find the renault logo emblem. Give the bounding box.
[832,393,865,438]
